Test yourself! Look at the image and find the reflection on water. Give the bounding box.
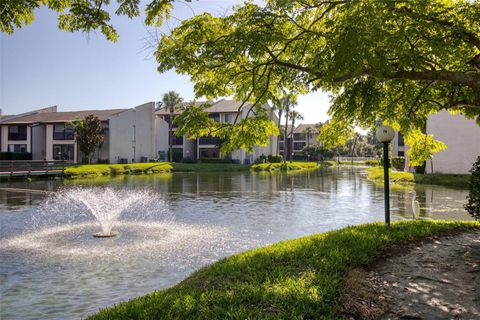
[0,167,472,320]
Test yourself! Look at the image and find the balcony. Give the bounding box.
[53,132,74,140]
[199,136,220,145]
[8,125,27,141]
[170,135,184,146]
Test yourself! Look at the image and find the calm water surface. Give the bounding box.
[0,167,472,319]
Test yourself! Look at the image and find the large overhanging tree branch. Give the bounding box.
[153,0,480,158]
[3,0,480,158]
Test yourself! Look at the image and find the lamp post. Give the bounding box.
[375,125,395,226]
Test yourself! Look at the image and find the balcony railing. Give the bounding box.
[199,136,221,145]
[8,133,27,141]
[53,132,74,140]
[171,135,183,145]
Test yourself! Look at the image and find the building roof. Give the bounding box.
[155,99,259,116]
[294,124,319,134]
[155,101,210,116]
[0,109,127,124]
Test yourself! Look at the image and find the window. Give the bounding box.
[170,133,183,145]
[53,144,74,161]
[293,142,306,150]
[279,142,284,150]
[398,132,405,146]
[53,124,74,140]
[131,125,136,142]
[209,113,220,122]
[8,125,27,140]
[294,133,306,141]
[398,151,405,157]
[199,148,220,159]
[224,113,235,123]
[8,144,27,153]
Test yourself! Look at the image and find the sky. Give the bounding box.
[0,0,331,124]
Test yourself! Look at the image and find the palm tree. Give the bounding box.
[280,94,297,162]
[289,110,304,162]
[162,91,183,162]
[272,100,284,155]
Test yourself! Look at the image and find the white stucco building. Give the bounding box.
[391,110,480,174]
[425,110,480,174]
[0,103,170,164]
[156,99,278,164]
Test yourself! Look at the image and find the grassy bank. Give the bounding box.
[413,173,470,188]
[366,166,414,183]
[338,160,380,166]
[251,161,320,172]
[64,163,172,178]
[366,166,471,188]
[88,220,479,320]
[64,162,253,178]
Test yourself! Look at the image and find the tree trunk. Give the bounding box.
[283,108,289,164]
[169,108,173,162]
[290,117,295,162]
[277,109,282,155]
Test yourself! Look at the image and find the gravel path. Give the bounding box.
[341,230,480,320]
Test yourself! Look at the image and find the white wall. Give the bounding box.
[155,116,169,159]
[426,110,480,174]
[109,102,156,163]
[31,125,46,159]
[0,126,8,152]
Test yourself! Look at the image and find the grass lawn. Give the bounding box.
[366,166,414,183]
[413,173,470,189]
[88,220,479,320]
[251,161,320,172]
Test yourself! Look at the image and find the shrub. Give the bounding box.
[255,154,268,164]
[391,157,406,170]
[200,158,232,163]
[181,156,197,163]
[465,156,480,220]
[267,154,283,163]
[365,159,380,166]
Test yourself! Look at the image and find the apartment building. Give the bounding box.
[279,124,320,159]
[391,110,480,174]
[156,99,278,164]
[0,102,170,164]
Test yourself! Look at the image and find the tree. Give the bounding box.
[151,0,480,160]
[1,0,183,41]
[271,99,284,155]
[69,114,104,164]
[465,156,480,220]
[288,110,303,161]
[5,0,480,160]
[162,91,183,162]
[279,94,297,162]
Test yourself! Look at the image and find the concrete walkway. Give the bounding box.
[341,230,480,320]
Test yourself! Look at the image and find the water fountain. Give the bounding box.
[58,187,149,238]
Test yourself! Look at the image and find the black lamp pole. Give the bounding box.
[383,141,390,227]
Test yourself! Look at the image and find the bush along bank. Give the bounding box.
[64,163,172,178]
[366,166,414,183]
[251,161,320,172]
[88,221,479,320]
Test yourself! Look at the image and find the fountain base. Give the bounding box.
[93,231,118,238]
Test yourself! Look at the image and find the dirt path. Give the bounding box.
[341,230,480,320]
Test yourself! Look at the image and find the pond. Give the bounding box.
[0,167,472,319]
